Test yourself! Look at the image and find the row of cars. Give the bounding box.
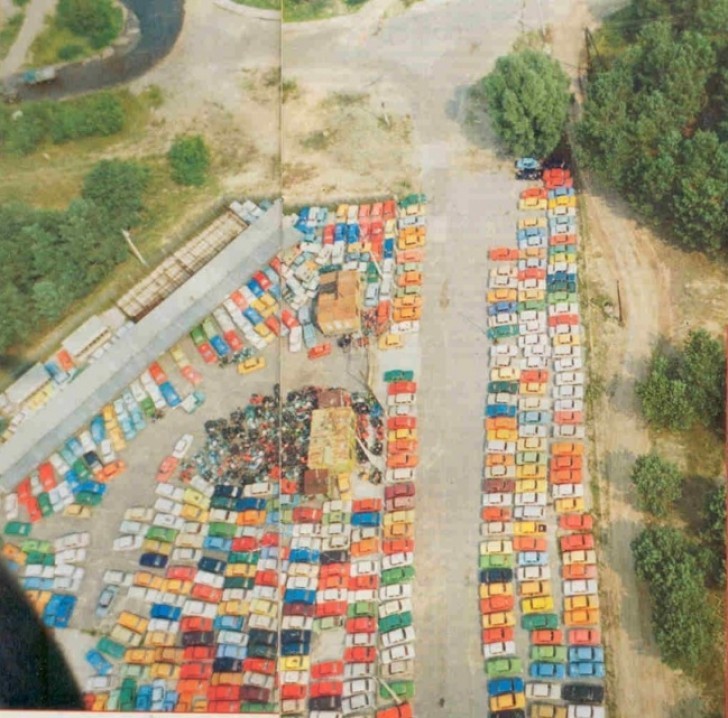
[478,165,605,718]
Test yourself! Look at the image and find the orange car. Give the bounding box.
[551,468,583,485]
[482,507,512,522]
[351,538,379,557]
[550,233,577,246]
[389,439,418,454]
[482,627,514,644]
[520,187,547,200]
[563,563,597,580]
[485,417,517,431]
[393,307,422,322]
[552,442,584,456]
[518,268,546,280]
[396,271,423,287]
[559,513,593,532]
[383,538,414,555]
[308,343,332,360]
[485,454,515,467]
[100,460,126,481]
[320,574,348,590]
[349,575,378,590]
[396,249,424,263]
[480,596,515,614]
[383,522,413,539]
[521,370,549,383]
[519,247,546,259]
[568,628,601,645]
[548,313,579,327]
[155,456,179,483]
[532,629,563,645]
[560,533,594,552]
[237,510,266,526]
[565,608,600,626]
[386,453,418,469]
[489,247,519,261]
[551,455,583,470]
[554,411,583,425]
[513,536,546,552]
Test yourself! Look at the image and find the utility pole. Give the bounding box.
[122,229,148,267]
[616,280,624,326]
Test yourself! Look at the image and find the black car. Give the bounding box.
[213,485,244,499]
[198,556,226,574]
[562,683,605,704]
[516,169,542,180]
[281,629,312,645]
[281,640,311,656]
[247,643,276,660]
[248,629,278,647]
[82,451,103,473]
[282,602,315,618]
[320,550,349,565]
[492,710,525,718]
[181,630,215,647]
[139,552,168,569]
[213,657,243,673]
[309,696,342,711]
[480,568,513,583]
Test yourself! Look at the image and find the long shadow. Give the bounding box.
[12,0,184,102]
[447,82,507,155]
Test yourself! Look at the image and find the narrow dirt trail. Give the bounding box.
[0,0,54,76]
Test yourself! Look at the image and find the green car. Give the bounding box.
[548,291,578,304]
[323,511,350,525]
[316,616,342,631]
[487,324,519,340]
[25,550,55,566]
[37,492,53,517]
[347,600,376,618]
[208,522,237,539]
[120,663,146,680]
[381,566,415,586]
[75,491,102,507]
[140,396,156,419]
[395,285,422,298]
[487,381,519,394]
[4,521,31,537]
[549,244,577,255]
[228,550,258,565]
[479,553,514,569]
[242,703,277,714]
[516,452,547,466]
[97,636,126,660]
[106,688,120,711]
[119,677,137,711]
[210,496,235,510]
[379,611,413,633]
[72,458,92,481]
[485,657,523,677]
[189,325,207,346]
[280,508,293,524]
[380,680,415,700]
[530,645,568,662]
[549,280,577,293]
[400,193,427,207]
[21,539,52,554]
[384,370,415,383]
[146,526,177,543]
[224,576,254,590]
[521,612,559,630]
[518,300,547,312]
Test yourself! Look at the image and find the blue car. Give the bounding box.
[243,306,264,326]
[135,685,153,712]
[569,661,605,678]
[234,497,266,511]
[246,279,264,298]
[162,690,178,712]
[518,411,552,425]
[24,577,54,591]
[198,556,226,575]
[159,382,181,408]
[549,186,575,198]
[78,480,106,495]
[383,238,394,258]
[517,551,548,566]
[90,415,106,444]
[150,680,166,712]
[268,283,281,300]
[280,640,311,656]
[548,271,576,282]
[203,536,232,553]
[214,485,244,499]
[139,552,168,569]
[260,546,279,560]
[65,437,84,459]
[487,677,524,696]
[515,157,541,171]
[209,335,231,358]
[568,646,604,663]
[346,224,360,242]
[151,604,181,621]
[334,223,346,242]
[214,615,244,632]
[43,594,76,628]
[517,227,547,241]
[284,588,316,605]
[213,657,243,673]
[289,548,319,564]
[351,512,380,527]
[302,324,317,349]
[119,415,137,440]
[60,446,77,466]
[216,643,247,660]
[530,662,566,680]
[130,407,146,431]
[85,649,113,676]
[485,404,517,418]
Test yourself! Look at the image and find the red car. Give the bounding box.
[166,565,196,581]
[181,365,203,385]
[346,617,376,634]
[229,289,247,308]
[243,657,276,675]
[521,369,548,383]
[352,498,382,513]
[349,575,378,590]
[308,343,332,360]
[483,479,515,494]
[480,596,515,614]
[319,574,347,590]
[387,381,417,395]
[489,247,519,261]
[283,602,315,618]
[344,646,375,663]
[179,662,213,680]
[382,199,397,218]
[182,645,215,662]
[281,684,307,700]
[532,630,563,645]
[16,478,31,504]
[563,563,597,580]
[385,496,415,512]
[280,309,299,330]
[554,411,583,425]
[560,533,594,552]
[322,225,335,244]
[180,617,213,633]
[358,204,371,219]
[387,416,416,431]
[518,268,546,280]
[255,570,278,587]
[264,315,281,336]
[208,684,241,701]
[155,456,179,483]
[311,661,344,679]
[377,702,413,718]
[319,563,348,579]
[384,483,415,499]
[177,679,207,696]
[548,313,579,327]
[520,187,547,200]
[252,271,271,291]
[241,686,271,703]
[568,628,601,645]
[292,507,323,523]
[27,497,42,523]
[208,700,239,713]
[310,681,343,698]
[148,361,168,385]
[37,462,56,491]
[559,513,594,532]
[551,468,583,485]
[482,627,514,644]
[223,330,244,353]
[383,538,414,555]
[231,536,258,552]
[260,532,279,547]
[482,507,512,522]
[195,341,217,364]
[513,536,546,552]
[191,583,222,603]
[315,601,347,618]
[371,203,383,218]
[268,257,282,274]
[389,438,418,454]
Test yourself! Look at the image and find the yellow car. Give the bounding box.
[490,692,525,712]
[251,598,278,618]
[519,381,547,396]
[487,288,518,303]
[336,204,348,222]
[393,296,423,309]
[253,324,273,340]
[515,479,547,494]
[555,497,585,513]
[397,233,426,250]
[388,429,417,442]
[548,195,577,209]
[480,540,513,555]
[133,571,164,590]
[393,306,422,322]
[553,333,581,346]
[518,217,547,230]
[238,357,266,375]
[487,429,518,442]
[513,521,547,536]
[480,582,513,599]
[170,345,189,366]
[219,599,250,616]
[280,655,310,672]
[518,197,547,211]
[250,298,268,316]
[92,694,108,712]
[384,510,415,526]
[482,611,516,629]
[63,503,92,518]
[226,563,256,579]
[518,288,545,302]
[531,704,567,718]
[180,504,208,523]
[183,487,209,510]
[521,595,554,614]
[519,580,551,597]
[515,466,547,481]
[562,549,596,566]
[565,594,600,611]
[379,333,404,350]
[151,662,180,680]
[491,367,520,382]
[102,404,116,425]
[162,578,192,595]
[565,607,600,626]
[143,631,176,648]
[118,611,149,634]
[142,539,172,556]
[517,438,546,452]
[109,426,126,452]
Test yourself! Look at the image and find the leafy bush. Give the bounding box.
[82,159,150,229]
[57,0,123,49]
[474,49,571,157]
[167,135,210,187]
[57,43,84,61]
[630,453,682,516]
[702,483,726,587]
[636,350,695,431]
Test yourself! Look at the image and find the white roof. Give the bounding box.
[62,315,110,358]
[4,364,51,406]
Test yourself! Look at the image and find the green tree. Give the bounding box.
[630,452,682,516]
[57,0,122,49]
[32,280,65,322]
[681,328,726,432]
[167,135,210,187]
[475,50,571,157]
[81,159,150,229]
[636,350,695,430]
[702,483,726,587]
[0,283,27,351]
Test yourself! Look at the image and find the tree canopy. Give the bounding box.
[630,453,682,516]
[167,135,210,187]
[57,0,122,49]
[474,50,571,158]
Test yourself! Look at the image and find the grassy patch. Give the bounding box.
[300,129,336,151]
[233,0,280,9]
[0,11,24,61]
[28,13,97,67]
[282,78,299,103]
[282,0,368,22]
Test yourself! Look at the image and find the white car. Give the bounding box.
[487,440,516,453]
[386,468,416,482]
[379,584,413,602]
[563,579,599,596]
[351,527,378,543]
[491,344,518,358]
[380,644,415,665]
[54,532,91,551]
[520,310,546,323]
[513,506,546,520]
[350,560,378,576]
[517,565,551,581]
[155,484,185,502]
[387,393,415,407]
[26,565,55,579]
[351,589,377,602]
[555,398,584,412]
[519,397,551,411]
[172,434,194,460]
[380,626,415,648]
[182,599,217,619]
[381,659,415,680]
[484,464,516,479]
[85,676,113,692]
[555,371,584,386]
[286,576,318,591]
[54,564,82,579]
[518,334,548,348]
[483,641,516,659]
[153,513,185,531]
[49,452,71,475]
[342,693,374,715]
[550,301,580,315]
[382,553,414,571]
[389,320,420,335]
[244,481,271,498]
[487,392,518,406]
[79,430,96,454]
[154,497,183,516]
[195,570,224,589]
[488,313,518,328]
[481,522,514,536]
[103,569,130,586]
[553,384,585,400]
[113,535,143,551]
[119,520,147,536]
[316,589,348,604]
[287,562,319,578]
[521,355,549,369]
[345,632,376,648]
[526,682,561,700]
[379,598,412,618]
[248,613,276,631]
[56,548,87,564]
[125,506,154,523]
[490,266,517,279]
[523,343,550,357]
[489,275,517,289]
[482,493,513,507]
[292,522,323,537]
[171,547,201,563]
[555,356,583,372]
[568,707,605,718]
[344,662,375,680]
[554,424,586,439]
[518,424,548,438]
[554,344,583,358]
[514,492,547,506]
[99,439,116,464]
[552,483,584,499]
[343,679,376,697]
[189,474,214,497]
[520,278,546,291]
[281,615,313,632]
[4,493,18,521]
